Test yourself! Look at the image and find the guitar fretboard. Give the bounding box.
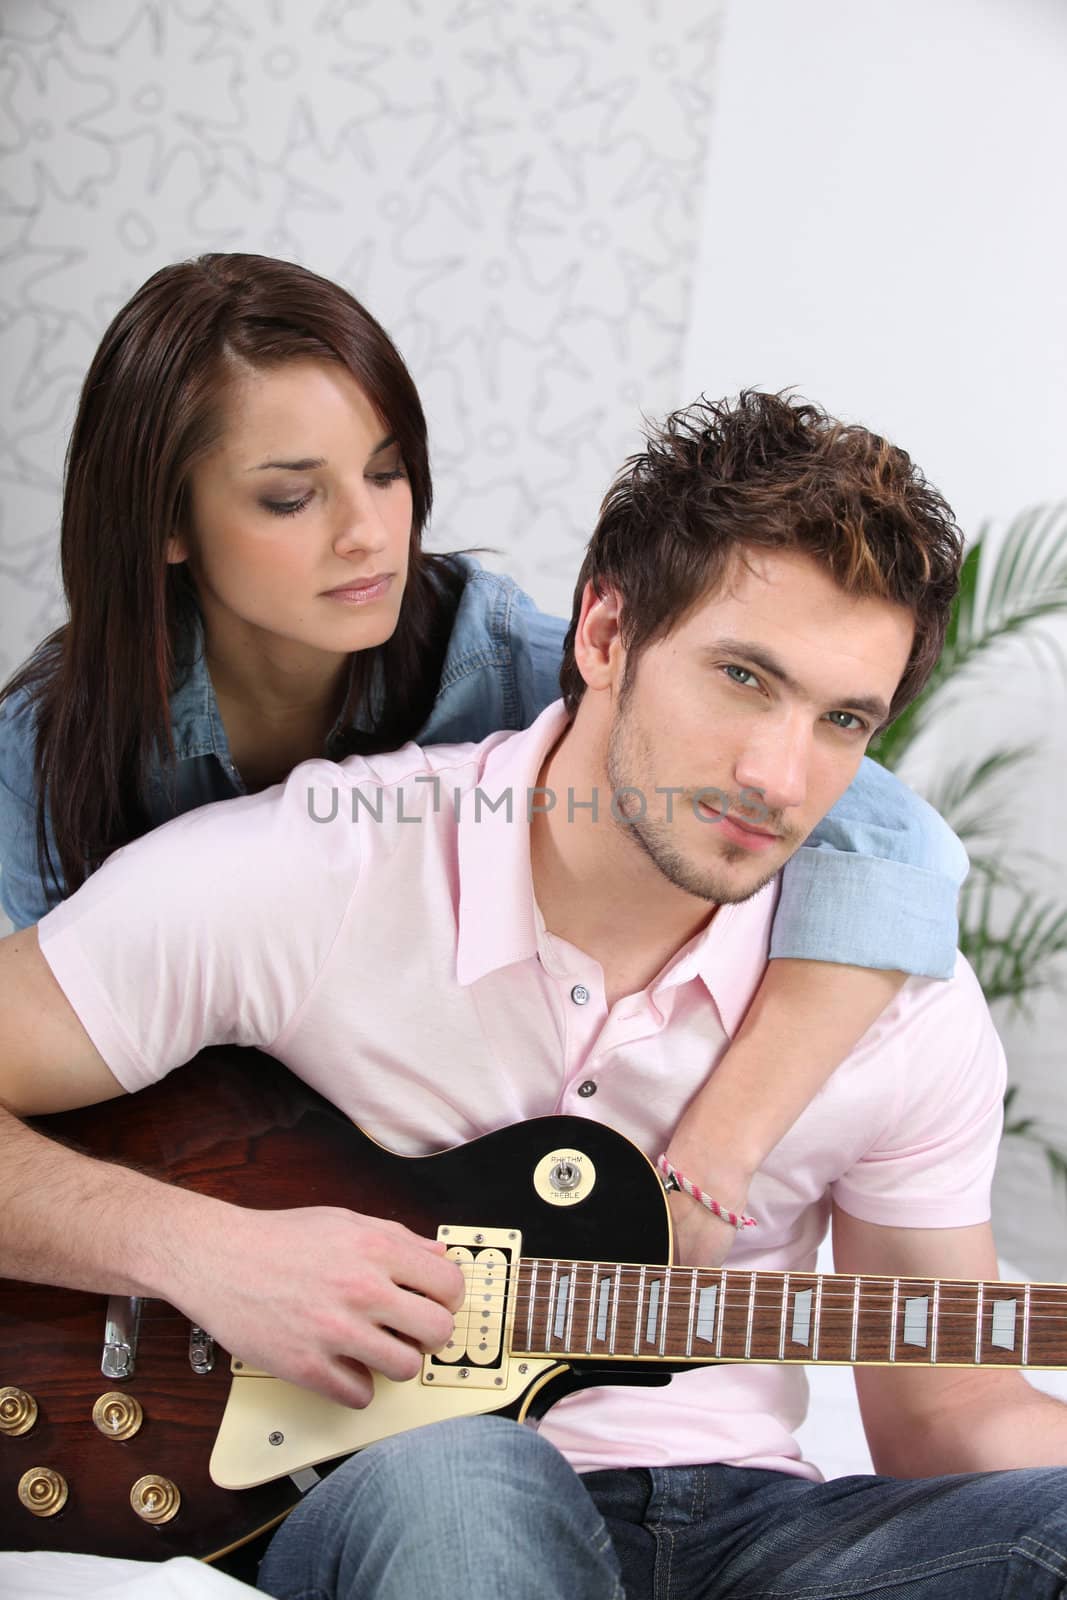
[512,1262,1067,1369]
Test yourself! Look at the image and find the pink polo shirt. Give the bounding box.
[38,703,1006,1481]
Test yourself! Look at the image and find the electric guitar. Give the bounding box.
[1,1047,1062,1563]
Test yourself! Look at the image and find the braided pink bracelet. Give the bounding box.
[656,1155,757,1231]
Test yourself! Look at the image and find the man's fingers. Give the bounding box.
[391,1240,467,1313]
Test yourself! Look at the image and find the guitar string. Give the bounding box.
[440,1263,1055,1308]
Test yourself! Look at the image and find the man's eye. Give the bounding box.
[826,710,866,732]
[262,494,313,518]
[724,665,758,688]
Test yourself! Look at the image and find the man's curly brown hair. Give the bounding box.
[558,390,964,725]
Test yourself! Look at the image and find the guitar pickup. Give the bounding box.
[423,1225,520,1390]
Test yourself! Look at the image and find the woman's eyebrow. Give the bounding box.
[248,435,397,473]
[248,456,326,472]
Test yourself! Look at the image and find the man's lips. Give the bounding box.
[697,800,782,850]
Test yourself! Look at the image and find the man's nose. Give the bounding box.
[733,717,809,814]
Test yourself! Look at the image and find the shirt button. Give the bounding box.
[577,1080,597,1098]
[570,984,590,1005]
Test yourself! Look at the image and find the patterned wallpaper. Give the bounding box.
[0,0,723,698]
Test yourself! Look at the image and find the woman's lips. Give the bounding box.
[322,574,393,603]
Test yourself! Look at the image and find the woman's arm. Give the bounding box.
[666,758,969,1266]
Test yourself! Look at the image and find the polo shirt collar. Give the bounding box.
[455,703,565,986]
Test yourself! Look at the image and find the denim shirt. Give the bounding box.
[0,556,966,973]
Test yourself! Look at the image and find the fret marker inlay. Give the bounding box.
[695,1285,718,1343]
[596,1277,611,1342]
[790,1289,813,1347]
[646,1279,662,1345]
[903,1296,929,1347]
[991,1299,1017,1351]
[553,1274,571,1341]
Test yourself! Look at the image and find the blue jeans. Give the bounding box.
[257,1416,1067,1599]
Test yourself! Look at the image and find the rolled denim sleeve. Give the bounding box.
[0,690,65,929]
[770,756,968,980]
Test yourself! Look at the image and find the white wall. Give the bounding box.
[0,0,721,679]
[687,0,1067,1278]
[685,0,1067,533]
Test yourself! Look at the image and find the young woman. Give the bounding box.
[0,253,965,1262]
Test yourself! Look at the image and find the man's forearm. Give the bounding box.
[865,1372,1067,1477]
[0,1099,218,1301]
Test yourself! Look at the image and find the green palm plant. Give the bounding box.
[869,502,1067,1185]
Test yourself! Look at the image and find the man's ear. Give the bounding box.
[572,581,625,692]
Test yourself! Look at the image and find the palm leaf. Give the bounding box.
[959,880,1067,1012]
[872,502,1067,772]
[1003,1088,1067,1199]
[920,745,1035,847]
[873,501,1067,1193]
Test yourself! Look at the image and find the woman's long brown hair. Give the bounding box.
[0,253,465,898]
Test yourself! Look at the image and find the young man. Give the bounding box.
[2,392,1066,1598]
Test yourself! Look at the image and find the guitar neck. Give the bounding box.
[514,1261,1066,1370]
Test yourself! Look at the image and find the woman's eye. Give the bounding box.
[262,493,313,517]
[367,467,407,488]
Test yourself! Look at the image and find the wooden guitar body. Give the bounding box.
[0,1048,669,1560]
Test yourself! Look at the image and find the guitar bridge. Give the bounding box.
[423,1225,520,1390]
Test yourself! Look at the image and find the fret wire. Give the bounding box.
[564,1260,578,1352]
[812,1275,824,1359]
[526,1260,538,1351]
[931,1280,941,1363]
[850,1275,861,1363]
[659,1267,672,1356]
[1023,1284,1032,1365]
[546,1260,560,1350]
[974,1281,984,1363]
[633,1265,647,1356]
[686,1266,698,1357]
[586,1265,598,1354]
[889,1279,900,1362]
[715,1267,728,1358]
[744,1272,757,1359]
[778,1272,790,1362]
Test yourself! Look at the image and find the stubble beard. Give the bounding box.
[605,683,790,908]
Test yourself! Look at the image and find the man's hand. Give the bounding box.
[174,1203,467,1409]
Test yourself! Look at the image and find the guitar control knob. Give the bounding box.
[130,1473,180,1523]
[0,1387,37,1436]
[93,1391,144,1440]
[18,1467,67,1517]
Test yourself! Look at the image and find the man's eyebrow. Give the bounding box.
[708,637,891,723]
[248,435,398,473]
